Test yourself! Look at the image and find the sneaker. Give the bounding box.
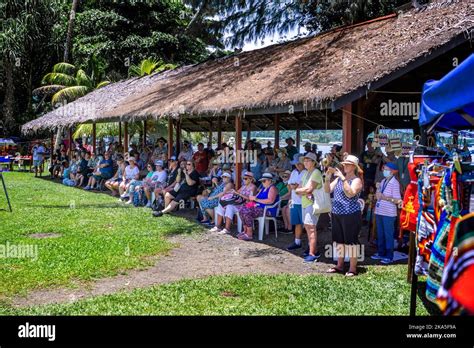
[303,254,319,263]
[314,251,322,260]
[125,200,133,205]
[209,226,221,233]
[303,248,310,257]
[280,228,294,234]
[238,233,252,241]
[152,211,163,217]
[371,254,384,260]
[84,186,91,190]
[381,258,393,264]
[145,202,152,208]
[218,228,231,235]
[286,242,302,251]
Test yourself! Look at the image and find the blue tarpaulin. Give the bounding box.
[419,54,474,131]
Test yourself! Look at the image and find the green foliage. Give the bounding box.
[128,58,177,77]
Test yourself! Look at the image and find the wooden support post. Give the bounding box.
[50,133,54,155]
[342,103,353,154]
[235,114,242,190]
[274,114,280,149]
[68,127,73,160]
[167,117,173,159]
[118,122,122,145]
[92,123,96,154]
[208,121,213,144]
[246,118,251,142]
[143,120,147,149]
[175,118,181,157]
[123,121,128,155]
[296,117,301,153]
[217,118,222,148]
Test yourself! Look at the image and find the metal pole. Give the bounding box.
[0,173,12,212]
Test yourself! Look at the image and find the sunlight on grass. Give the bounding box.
[0,172,201,300]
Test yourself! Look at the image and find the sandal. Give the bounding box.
[345,271,358,277]
[238,233,252,241]
[327,267,344,274]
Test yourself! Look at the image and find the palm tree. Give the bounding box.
[128,58,177,78]
[64,0,79,63]
[35,60,110,105]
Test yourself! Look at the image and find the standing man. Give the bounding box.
[285,137,298,162]
[360,138,380,197]
[286,154,307,251]
[32,141,46,177]
[193,142,210,177]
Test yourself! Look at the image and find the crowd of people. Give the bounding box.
[37,134,409,275]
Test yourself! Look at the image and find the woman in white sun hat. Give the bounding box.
[324,154,364,277]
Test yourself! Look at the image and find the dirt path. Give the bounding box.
[11,213,380,308]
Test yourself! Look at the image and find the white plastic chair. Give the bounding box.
[237,200,281,241]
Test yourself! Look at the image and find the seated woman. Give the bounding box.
[143,160,168,208]
[153,156,180,209]
[84,152,114,190]
[61,161,76,186]
[274,148,292,174]
[196,172,233,225]
[105,156,125,197]
[211,171,258,234]
[237,172,280,241]
[74,152,89,187]
[153,160,200,217]
[118,157,140,201]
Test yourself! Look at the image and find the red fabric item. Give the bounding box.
[400,163,419,233]
[445,171,459,263]
[450,264,474,314]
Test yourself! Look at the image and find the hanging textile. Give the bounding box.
[414,170,436,276]
[400,163,420,234]
[437,213,474,315]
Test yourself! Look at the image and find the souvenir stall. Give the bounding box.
[404,54,474,315]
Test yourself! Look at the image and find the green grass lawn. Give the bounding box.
[0,172,430,316]
[0,266,429,315]
[0,172,199,301]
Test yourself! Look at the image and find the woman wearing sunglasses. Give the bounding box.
[237,172,279,241]
[153,161,200,217]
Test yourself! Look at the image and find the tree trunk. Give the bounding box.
[2,57,15,134]
[63,0,79,63]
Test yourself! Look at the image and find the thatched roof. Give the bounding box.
[22,1,474,134]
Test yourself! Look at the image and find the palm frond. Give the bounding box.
[52,62,76,75]
[75,69,93,89]
[51,85,91,104]
[95,80,111,89]
[42,72,77,87]
[32,85,66,98]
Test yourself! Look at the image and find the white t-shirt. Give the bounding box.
[374,176,401,217]
[288,168,307,204]
[151,170,167,184]
[124,165,140,180]
[33,145,45,161]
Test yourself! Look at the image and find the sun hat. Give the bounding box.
[304,142,312,147]
[303,152,317,162]
[259,172,274,182]
[243,171,255,179]
[128,156,136,162]
[276,147,287,155]
[279,170,291,179]
[385,162,398,171]
[291,153,304,165]
[341,155,359,166]
[286,137,295,143]
[221,172,232,178]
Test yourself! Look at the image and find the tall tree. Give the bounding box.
[63,0,79,63]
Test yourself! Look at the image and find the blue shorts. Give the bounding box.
[290,203,303,225]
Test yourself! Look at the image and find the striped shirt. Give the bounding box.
[374,176,401,217]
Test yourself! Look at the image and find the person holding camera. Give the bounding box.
[153,160,200,217]
[324,155,363,277]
